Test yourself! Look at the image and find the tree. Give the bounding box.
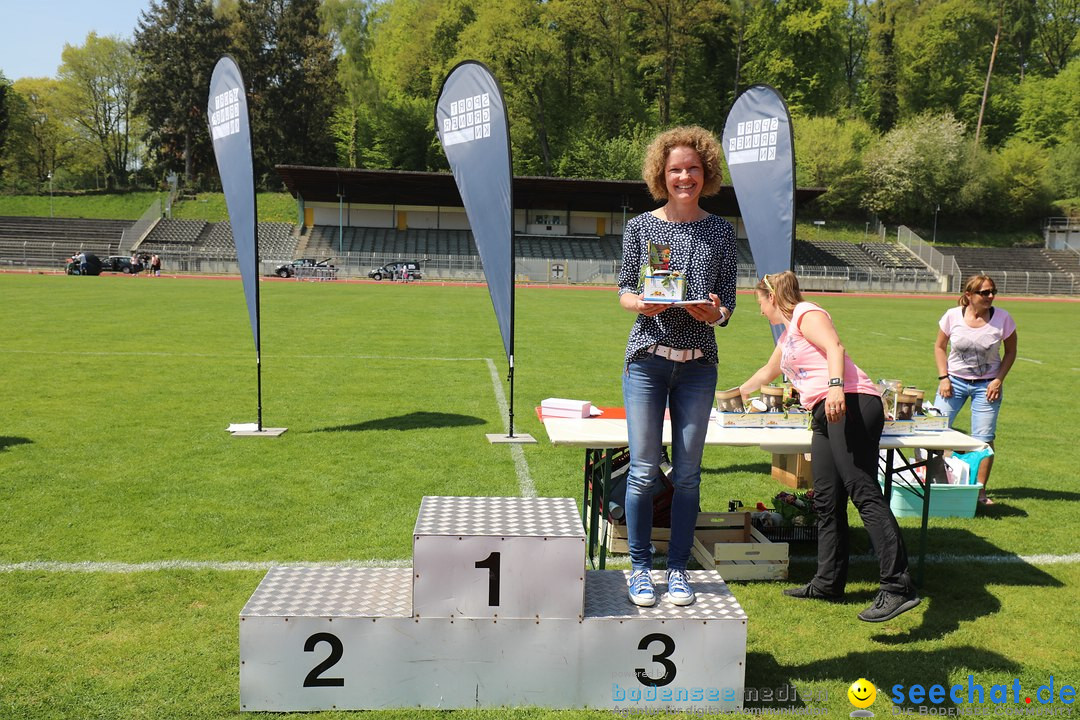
[629,0,723,125]
[742,0,850,115]
[3,78,78,191]
[793,114,874,214]
[0,72,10,182]
[861,112,969,221]
[1036,0,1080,73]
[865,0,900,131]
[231,0,340,184]
[57,33,139,189]
[134,0,228,188]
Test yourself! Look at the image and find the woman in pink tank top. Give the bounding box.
[737,271,920,623]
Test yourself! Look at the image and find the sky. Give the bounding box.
[1,0,153,81]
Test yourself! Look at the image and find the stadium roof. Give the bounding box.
[275,165,826,217]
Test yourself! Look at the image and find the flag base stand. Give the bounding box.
[232,428,289,437]
[486,433,536,444]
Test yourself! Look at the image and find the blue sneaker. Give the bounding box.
[666,569,696,606]
[627,569,656,607]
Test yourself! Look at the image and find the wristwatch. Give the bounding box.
[828,377,843,387]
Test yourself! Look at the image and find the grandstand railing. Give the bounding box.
[896,225,960,292]
[122,198,162,254]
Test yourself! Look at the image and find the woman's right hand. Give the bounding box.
[938,377,953,399]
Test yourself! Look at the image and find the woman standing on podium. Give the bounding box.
[738,271,920,622]
[617,126,738,608]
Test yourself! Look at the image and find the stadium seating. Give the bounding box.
[0,216,130,267]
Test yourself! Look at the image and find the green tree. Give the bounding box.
[134,0,228,188]
[895,0,994,122]
[0,72,10,182]
[1036,0,1079,73]
[3,78,77,191]
[793,114,874,214]
[1015,58,1080,146]
[742,0,848,115]
[231,0,340,184]
[861,112,968,221]
[865,0,900,131]
[57,33,139,189]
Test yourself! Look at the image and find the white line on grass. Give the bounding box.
[485,358,536,498]
[2,349,485,362]
[0,559,411,573]
[3,553,1078,573]
[897,336,917,342]
[1017,357,1043,364]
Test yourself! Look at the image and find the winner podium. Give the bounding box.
[240,496,747,711]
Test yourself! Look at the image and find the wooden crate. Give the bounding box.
[772,452,813,489]
[596,512,751,554]
[691,526,789,581]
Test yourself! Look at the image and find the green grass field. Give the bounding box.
[1,274,1077,719]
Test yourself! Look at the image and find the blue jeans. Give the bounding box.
[622,353,717,572]
[934,376,1002,443]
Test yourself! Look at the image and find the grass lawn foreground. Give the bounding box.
[0,273,1077,719]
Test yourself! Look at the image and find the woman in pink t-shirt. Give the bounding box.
[738,271,919,623]
[933,274,1017,504]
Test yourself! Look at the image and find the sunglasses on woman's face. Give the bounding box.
[973,289,997,297]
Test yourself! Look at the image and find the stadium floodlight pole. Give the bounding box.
[933,204,940,244]
[48,173,53,218]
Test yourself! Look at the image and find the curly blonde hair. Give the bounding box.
[641,126,724,202]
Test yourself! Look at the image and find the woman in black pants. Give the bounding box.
[739,271,919,622]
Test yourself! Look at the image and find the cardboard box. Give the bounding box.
[881,416,948,434]
[761,412,810,428]
[540,397,592,418]
[642,274,685,302]
[881,480,984,518]
[715,412,765,427]
[772,453,813,489]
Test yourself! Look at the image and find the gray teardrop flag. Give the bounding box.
[435,61,514,362]
[723,85,795,339]
[207,56,260,354]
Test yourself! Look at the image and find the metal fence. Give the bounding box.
[896,225,960,292]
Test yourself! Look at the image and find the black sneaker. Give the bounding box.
[782,583,844,601]
[857,590,921,622]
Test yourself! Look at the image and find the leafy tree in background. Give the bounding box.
[134,0,228,189]
[861,112,968,221]
[3,79,77,192]
[231,0,339,185]
[743,0,848,115]
[57,33,139,189]
[0,72,10,183]
[793,114,873,214]
[865,0,900,131]
[1036,0,1080,73]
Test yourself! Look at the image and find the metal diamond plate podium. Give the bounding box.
[239,496,748,712]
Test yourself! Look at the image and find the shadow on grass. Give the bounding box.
[991,487,1080,503]
[312,412,486,433]
[0,436,32,452]
[745,646,1021,710]
[782,527,1062,644]
[702,461,772,476]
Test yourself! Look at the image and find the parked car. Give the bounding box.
[368,261,422,281]
[65,253,102,276]
[274,257,336,279]
[101,255,139,274]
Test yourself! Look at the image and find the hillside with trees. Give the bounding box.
[0,0,1077,233]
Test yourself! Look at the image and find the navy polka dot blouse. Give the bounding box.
[617,212,738,364]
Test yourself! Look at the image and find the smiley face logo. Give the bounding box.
[848,678,877,709]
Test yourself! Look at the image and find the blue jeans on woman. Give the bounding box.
[934,376,1002,443]
[622,353,717,572]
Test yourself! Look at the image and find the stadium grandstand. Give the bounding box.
[0,167,1075,295]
